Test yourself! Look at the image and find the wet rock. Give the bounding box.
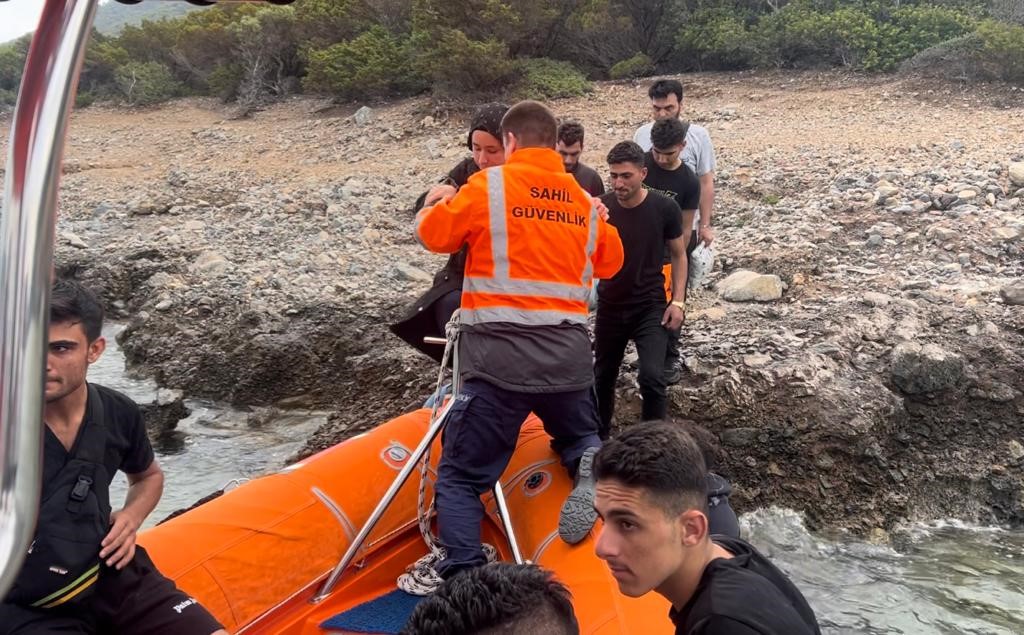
[140,398,190,432]
[717,270,784,302]
[890,342,965,395]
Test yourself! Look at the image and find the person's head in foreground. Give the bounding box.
[593,420,711,600]
[401,563,579,635]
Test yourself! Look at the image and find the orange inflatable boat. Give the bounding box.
[138,408,674,634]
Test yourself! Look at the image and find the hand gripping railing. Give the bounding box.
[0,0,99,599]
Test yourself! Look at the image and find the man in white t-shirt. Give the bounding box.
[634,79,716,248]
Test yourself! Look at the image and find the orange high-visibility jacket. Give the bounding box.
[416,148,623,327]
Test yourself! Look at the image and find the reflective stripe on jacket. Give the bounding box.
[416,147,623,327]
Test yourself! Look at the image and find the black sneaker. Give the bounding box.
[558,447,599,545]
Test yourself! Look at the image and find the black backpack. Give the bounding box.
[6,384,112,609]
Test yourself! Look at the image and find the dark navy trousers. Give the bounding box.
[434,378,602,578]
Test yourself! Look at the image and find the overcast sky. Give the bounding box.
[0,0,45,45]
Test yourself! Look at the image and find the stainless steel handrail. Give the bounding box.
[0,0,99,599]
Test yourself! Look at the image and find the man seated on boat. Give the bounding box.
[401,563,579,634]
[0,280,227,635]
[402,100,625,595]
[390,103,510,363]
[593,421,820,634]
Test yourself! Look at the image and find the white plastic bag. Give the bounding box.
[688,242,715,289]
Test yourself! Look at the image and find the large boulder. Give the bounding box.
[890,342,965,394]
[717,270,784,302]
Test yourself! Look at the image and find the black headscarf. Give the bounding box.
[466,102,510,150]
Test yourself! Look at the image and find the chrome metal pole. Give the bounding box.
[492,482,524,564]
[0,0,99,599]
[311,395,457,603]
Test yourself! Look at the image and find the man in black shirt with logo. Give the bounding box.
[644,118,701,384]
[556,120,605,196]
[1,280,225,635]
[594,141,687,439]
[593,421,821,635]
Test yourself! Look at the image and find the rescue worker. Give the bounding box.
[390,103,510,363]
[398,100,624,595]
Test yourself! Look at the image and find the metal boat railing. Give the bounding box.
[0,0,100,599]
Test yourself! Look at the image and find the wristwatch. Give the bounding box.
[670,300,685,310]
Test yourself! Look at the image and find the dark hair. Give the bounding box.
[650,118,690,151]
[556,120,585,147]
[594,420,708,516]
[648,79,683,103]
[467,102,510,150]
[500,100,557,149]
[402,563,579,635]
[50,279,104,342]
[605,141,645,168]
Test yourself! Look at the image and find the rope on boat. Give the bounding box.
[415,309,461,558]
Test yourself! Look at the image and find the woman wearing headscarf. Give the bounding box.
[390,103,510,363]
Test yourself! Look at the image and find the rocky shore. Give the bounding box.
[3,70,1022,535]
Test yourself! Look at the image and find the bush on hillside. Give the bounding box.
[114,61,183,106]
[609,53,656,79]
[676,10,757,71]
[515,58,592,99]
[976,18,1024,82]
[413,28,519,98]
[303,27,423,99]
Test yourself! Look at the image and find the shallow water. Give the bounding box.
[743,508,1024,635]
[97,326,1023,633]
[97,324,327,527]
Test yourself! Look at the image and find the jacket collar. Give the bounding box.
[505,147,566,173]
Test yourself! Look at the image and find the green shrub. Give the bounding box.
[75,91,96,108]
[515,58,591,99]
[0,87,17,108]
[207,63,244,102]
[114,61,183,106]
[303,26,423,99]
[609,52,655,79]
[412,28,519,98]
[676,10,757,70]
[976,18,1024,82]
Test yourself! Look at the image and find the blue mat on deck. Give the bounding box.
[320,589,425,634]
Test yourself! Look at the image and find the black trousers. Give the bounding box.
[594,301,670,438]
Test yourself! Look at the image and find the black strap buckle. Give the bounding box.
[70,475,93,502]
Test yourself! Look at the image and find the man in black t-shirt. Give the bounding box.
[593,421,821,635]
[1,280,226,635]
[556,120,605,197]
[594,141,687,439]
[644,118,701,384]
